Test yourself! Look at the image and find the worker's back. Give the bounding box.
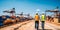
[35,15,40,21]
[41,14,45,21]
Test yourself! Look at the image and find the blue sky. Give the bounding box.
[0,0,60,16]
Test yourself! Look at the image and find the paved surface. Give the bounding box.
[0,20,60,30]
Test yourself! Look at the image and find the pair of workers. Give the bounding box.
[35,13,45,30]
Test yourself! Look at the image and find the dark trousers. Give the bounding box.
[41,21,45,30]
[35,21,39,30]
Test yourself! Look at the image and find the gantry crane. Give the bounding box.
[3,8,16,18]
[16,12,33,20]
[45,6,60,23]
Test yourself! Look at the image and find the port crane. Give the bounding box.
[45,6,60,23]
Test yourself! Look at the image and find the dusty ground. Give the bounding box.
[0,20,60,30]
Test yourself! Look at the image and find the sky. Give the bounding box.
[0,0,60,16]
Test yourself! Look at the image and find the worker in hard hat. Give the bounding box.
[34,13,40,30]
[41,13,46,30]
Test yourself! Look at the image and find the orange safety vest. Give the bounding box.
[35,15,40,21]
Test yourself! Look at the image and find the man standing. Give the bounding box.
[41,13,46,30]
[35,13,40,30]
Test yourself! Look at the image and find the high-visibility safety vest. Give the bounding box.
[41,15,45,21]
[35,15,40,21]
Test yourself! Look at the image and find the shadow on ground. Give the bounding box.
[57,29,60,30]
[38,29,52,30]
